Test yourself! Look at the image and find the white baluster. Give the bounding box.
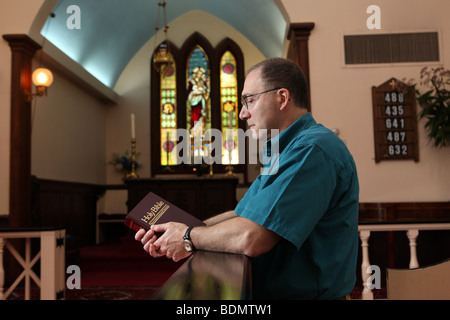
[359,230,373,300]
[407,229,419,269]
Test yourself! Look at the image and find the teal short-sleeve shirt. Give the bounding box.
[235,113,359,299]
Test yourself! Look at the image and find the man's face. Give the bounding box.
[239,68,280,140]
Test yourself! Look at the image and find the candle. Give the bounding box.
[131,113,135,139]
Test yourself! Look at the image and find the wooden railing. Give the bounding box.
[152,250,252,300]
[358,222,450,300]
[0,227,66,300]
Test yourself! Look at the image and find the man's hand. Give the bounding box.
[135,222,192,262]
[135,228,159,257]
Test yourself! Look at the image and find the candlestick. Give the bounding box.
[126,138,139,179]
[209,142,213,176]
[163,132,174,172]
[131,113,136,139]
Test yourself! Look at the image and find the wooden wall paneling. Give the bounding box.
[32,178,105,246]
[359,202,450,222]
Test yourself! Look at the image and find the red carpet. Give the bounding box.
[78,237,184,288]
[63,237,184,300]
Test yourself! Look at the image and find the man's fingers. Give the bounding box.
[134,228,146,241]
[151,223,169,233]
[140,229,157,245]
[143,234,157,250]
[149,243,162,258]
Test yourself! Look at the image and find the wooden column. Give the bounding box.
[3,34,41,228]
[287,23,315,112]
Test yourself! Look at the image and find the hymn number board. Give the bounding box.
[372,78,419,163]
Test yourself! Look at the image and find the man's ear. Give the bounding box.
[278,88,290,111]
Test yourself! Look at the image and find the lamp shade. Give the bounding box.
[32,68,54,88]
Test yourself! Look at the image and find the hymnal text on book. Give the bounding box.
[124,192,205,232]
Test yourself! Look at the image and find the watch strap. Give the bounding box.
[183,226,196,252]
[184,226,195,241]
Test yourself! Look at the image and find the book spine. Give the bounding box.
[124,217,148,232]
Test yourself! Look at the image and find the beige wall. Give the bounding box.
[282,0,450,202]
[31,56,108,184]
[1,0,449,217]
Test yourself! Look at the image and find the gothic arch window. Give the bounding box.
[150,33,246,177]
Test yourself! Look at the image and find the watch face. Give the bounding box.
[184,239,193,252]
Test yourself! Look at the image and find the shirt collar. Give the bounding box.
[261,112,315,173]
[269,112,315,154]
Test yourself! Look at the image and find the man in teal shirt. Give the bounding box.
[136,58,359,299]
[235,110,359,299]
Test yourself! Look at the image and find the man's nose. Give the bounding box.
[239,106,250,120]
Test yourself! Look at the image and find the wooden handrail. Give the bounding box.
[152,250,252,300]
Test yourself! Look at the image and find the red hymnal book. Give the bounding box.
[124,192,205,232]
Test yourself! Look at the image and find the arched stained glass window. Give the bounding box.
[160,63,177,166]
[151,34,246,177]
[186,45,211,135]
[220,51,239,165]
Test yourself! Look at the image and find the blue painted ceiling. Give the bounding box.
[41,0,288,88]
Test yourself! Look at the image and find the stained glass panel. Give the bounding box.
[220,51,239,165]
[160,61,177,166]
[186,45,211,138]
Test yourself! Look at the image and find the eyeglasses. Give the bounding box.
[241,87,282,110]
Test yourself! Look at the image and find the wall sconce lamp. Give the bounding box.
[26,67,54,102]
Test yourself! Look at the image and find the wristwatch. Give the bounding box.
[183,226,196,252]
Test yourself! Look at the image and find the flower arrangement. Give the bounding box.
[109,150,140,174]
[413,67,450,148]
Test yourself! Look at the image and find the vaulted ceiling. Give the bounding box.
[38,0,289,89]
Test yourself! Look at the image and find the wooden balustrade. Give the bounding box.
[0,227,66,300]
[358,222,450,300]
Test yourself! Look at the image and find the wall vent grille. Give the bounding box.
[344,32,439,65]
